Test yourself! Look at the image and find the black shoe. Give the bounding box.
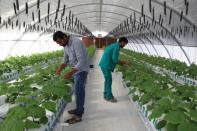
[68,109,84,115]
[104,97,118,103]
[68,109,76,114]
[108,97,118,103]
[65,115,82,124]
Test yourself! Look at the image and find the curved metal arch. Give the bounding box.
[81,21,120,25]
[132,35,170,58]
[63,10,172,58]
[74,11,128,18]
[77,23,117,30]
[135,36,152,55]
[141,35,159,56]
[131,36,151,55]
[129,43,139,52]
[79,16,122,22]
[63,10,170,59]
[0,0,47,29]
[117,19,172,58]
[76,14,159,56]
[11,8,171,59]
[49,11,128,34]
[81,22,118,31]
[150,34,172,58]
[46,2,190,64]
[152,0,196,27]
[6,31,26,57]
[5,0,195,28]
[77,3,190,64]
[126,43,135,51]
[133,33,160,56]
[130,37,145,53]
[128,39,141,52]
[77,7,189,63]
[25,33,44,54]
[4,1,191,64]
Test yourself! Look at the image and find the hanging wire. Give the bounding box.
[195,47,197,64]
[0,0,1,25]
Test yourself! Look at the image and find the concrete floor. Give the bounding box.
[53,49,147,131]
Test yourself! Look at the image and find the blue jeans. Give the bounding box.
[74,71,88,117]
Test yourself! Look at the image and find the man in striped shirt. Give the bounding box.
[53,31,89,124]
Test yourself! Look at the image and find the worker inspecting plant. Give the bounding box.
[99,37,131,103]
[53,31,89,124]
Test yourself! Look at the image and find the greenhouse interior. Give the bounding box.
[0,0,197,131]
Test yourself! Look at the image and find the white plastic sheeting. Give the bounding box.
[0,30,61,60]
[0,0,197,65]
[125,43,197,65]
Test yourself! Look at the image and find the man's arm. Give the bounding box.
[56,63,67,75]
[64,67,78,79]
[65,39,85,79]
[56,51,69,75]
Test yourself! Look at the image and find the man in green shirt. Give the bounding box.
[99,37,130,103]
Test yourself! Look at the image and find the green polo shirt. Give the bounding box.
[99,42,120,71]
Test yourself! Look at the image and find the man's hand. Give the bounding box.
[56,69,62,76]
[119,60,131,66]
[64,72,73,79]
[64,68,78,79]
[56,64,67,76]
[124,61,131,65]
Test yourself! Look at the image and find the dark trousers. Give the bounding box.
[100,67,113,99]
[74,71,88,117]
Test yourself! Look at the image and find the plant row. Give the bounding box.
[121,49,197,79]
[117,53,197,131]
[0,45,96,131]
[0,60,72,131]
[0,50,64,76]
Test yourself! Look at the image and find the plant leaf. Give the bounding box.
[166,123,178,131]
[42,101,56,112]
[177,122,197,131]
[164,111,188,124]
[24,120,40,129]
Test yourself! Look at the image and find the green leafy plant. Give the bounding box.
[117,51,197,131]
[121,49,197,79]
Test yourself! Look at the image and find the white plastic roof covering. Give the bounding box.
[0,0,197,64]
[0,0,197,34]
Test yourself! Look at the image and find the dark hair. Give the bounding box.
[118,37,128,43]
[53,31,67,41]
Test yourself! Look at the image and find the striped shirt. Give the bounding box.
[62,36,89,74]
